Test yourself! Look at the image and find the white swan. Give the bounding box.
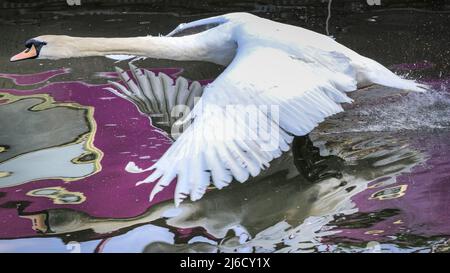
[11,12,426,205]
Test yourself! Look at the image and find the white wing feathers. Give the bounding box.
[105,63,204,132]
[137,45,357,206]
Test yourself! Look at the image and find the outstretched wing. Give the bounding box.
[135,44,358,206]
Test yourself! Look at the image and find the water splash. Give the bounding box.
[353,90,450,132]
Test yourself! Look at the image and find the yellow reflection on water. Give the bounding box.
[369,185,408,201]
[0,92,103,183]
[27,186,86,204]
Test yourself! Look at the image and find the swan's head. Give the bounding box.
[10,35,78,62]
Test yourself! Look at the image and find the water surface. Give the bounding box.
[0,1,449,253]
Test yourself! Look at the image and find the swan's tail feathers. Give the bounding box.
[355,57,429,92]
[104,63,204,136]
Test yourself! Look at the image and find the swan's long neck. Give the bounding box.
[50,34,237,65]
[72,36,192,59]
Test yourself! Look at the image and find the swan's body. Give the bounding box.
[11,12,426,205]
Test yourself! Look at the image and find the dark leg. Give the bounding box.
[292,135,344,182]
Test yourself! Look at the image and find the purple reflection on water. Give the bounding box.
[390,61,435,72]
[0,68,71,86]
[331,67,450,243]
[336,132,450,242]
[0,67,209,239]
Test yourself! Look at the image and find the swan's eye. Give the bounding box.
[25,39,47,50]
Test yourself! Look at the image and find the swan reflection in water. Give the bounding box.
[13,131,421,252]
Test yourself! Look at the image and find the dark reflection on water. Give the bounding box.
[0,1,450,252]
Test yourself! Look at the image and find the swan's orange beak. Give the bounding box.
[10,44,38,62]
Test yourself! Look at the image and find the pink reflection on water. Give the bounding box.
[0,68,71,86]
[0,67,210,239]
